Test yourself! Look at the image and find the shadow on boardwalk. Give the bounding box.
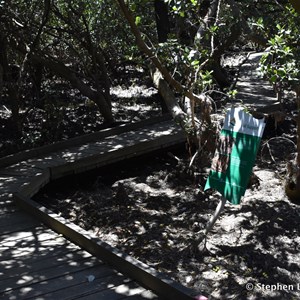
[0,209,161,299]
[234,52,278,110]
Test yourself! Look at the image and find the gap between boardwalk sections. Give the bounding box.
[1,115,203,300]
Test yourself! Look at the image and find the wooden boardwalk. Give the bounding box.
[0,116,201,300]
[0,210,159,299]
[233,52,278,112]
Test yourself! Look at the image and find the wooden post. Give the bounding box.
[204,196,227,236]
[197,196,227,251]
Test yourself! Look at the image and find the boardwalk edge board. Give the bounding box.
[13,192,199,300]
[0,115,172,169]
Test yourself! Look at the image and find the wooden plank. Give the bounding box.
[14,194,197,300]
[0,226,57,245]
[31,273,132,300]
[75,281,150,300]
[0,221,40,238]
[2,263,115,299]
[1,162,44,175]
[18,169,50,198]
[21,156,70,170]
[119,289,161,299]
[0,193,12,201]
[0,233,77,260]
[1,255,102,291]
[0,210,38,228]
[234,52,277,109]
[0,115,172,169]
[0,205,19,215]
[0,248,93,280]
[0,230,65,249]
[0,176,31,196]
[0,197,18,215]
[1,180,39,199]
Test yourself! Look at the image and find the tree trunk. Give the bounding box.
[79,42,112,110]
[30,54,114,123]
[196,0,220,46]
[154,0,170,43]
[151,69,187,125]
[52,3,112,111]
[94,51,112,109]
[32,62,43,100]
[210,62,231,88]
[153,0,170,114]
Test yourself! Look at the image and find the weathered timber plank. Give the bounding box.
[0,174,27,184]
[0,233,77,260]
[0,180,38,198]
[1,163,45,175]
[70,132,184,177]
[1,256,102,292]
[0,221,41,238]
[32,273,133,300]
[234,52,277,109]
[0,200,18,215]
[18,169,50,198]
[0,210,39,228]
[0,230,65,249]
[0,176,32,198]
[2,263,113,299]
[13,194,197,300]
[75,281,150,300]
[0,115,172,169]
[119,289,161,300]
[0,188,18,214]
[0,248,93,280]
[0,206,19,215]
[0,226,55,245]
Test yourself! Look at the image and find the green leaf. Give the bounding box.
[277,68,286,77]
[270,74,277,83]
[135,16,141,26]
[131,3,137,11]
[191,60,199,66]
